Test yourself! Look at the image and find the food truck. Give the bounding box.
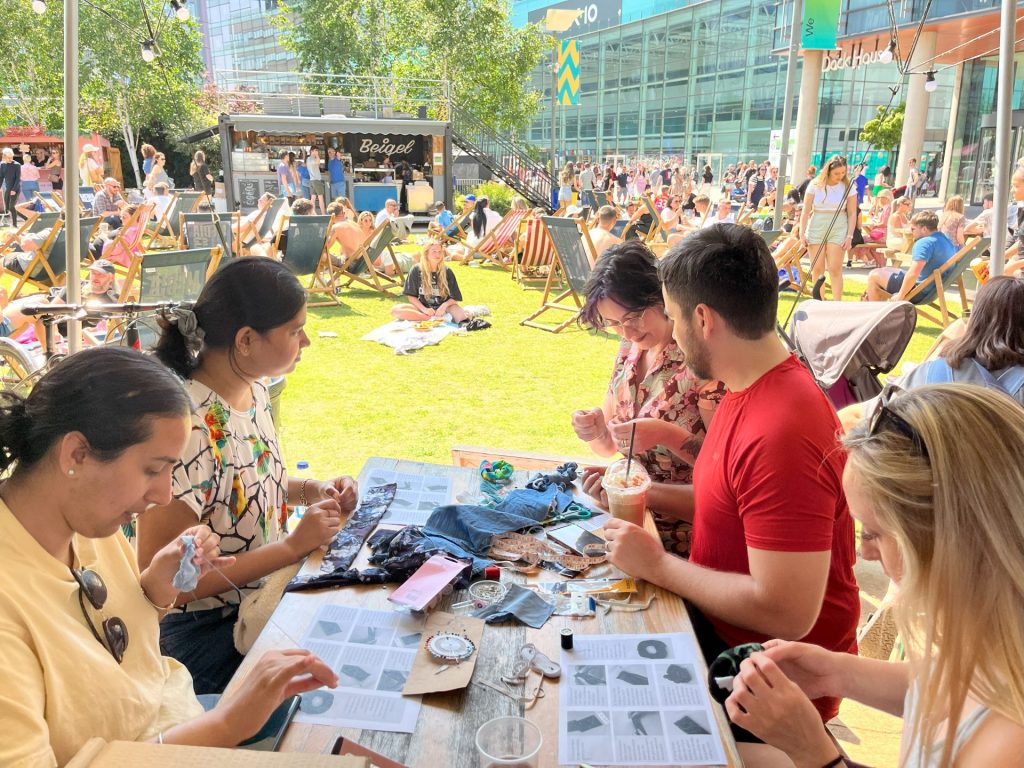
[0,126,120,186]
[211,113,453,216]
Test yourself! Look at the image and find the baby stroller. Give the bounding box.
[788,300,917,409]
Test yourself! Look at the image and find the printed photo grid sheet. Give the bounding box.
[363,469,453,526]
[295,605,424,733]
[559,633,728,766]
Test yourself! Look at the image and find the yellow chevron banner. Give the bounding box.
[557,39,580,106]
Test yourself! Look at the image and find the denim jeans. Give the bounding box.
[20,180,39,202]
[160,605,244,694]
[580,189,596,209]
[330,180,346,200]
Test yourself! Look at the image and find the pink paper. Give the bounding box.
[388,554,468,611]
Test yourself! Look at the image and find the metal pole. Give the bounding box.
[990,0,1016,274]
[64,0,81,353]
[775,0,803,228]
[550,39,557,195]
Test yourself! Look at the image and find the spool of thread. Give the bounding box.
[484,565,501,580]
[560,628,574,650]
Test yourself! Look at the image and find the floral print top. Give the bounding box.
[608,339,726,556]
[170,379,288,612]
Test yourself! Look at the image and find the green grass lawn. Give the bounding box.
[278,261,952,479]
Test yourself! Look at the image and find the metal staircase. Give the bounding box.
[450,104,554,211]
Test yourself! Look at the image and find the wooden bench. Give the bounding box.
[450,444,606,472]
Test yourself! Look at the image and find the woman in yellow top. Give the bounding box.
[78,142,104,186]
[0,347,337,767]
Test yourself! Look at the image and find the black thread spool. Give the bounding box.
[560,628,574,650]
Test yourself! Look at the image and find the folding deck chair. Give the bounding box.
[179,211,236,259]
[4,220,66,299]
[639,195,669,244]
[279,214,340,306]
[879,237,989,328]
[335,220,405,295]
[438,210,475,250]
[148,191,207,249]
[464,208,530,270]
[512,217,557,288]
[0,211,61,256]
[520,216,599,333]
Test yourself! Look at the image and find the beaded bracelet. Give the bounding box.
[299,477,311,506]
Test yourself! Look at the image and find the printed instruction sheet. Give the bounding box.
[295,605,423,733]
[363,468,453,526]
[559,632,727,766]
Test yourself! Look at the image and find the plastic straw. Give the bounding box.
[625,421,637,480]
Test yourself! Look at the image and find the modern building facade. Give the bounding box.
[190,0,297,82]
[512,0,1024,204]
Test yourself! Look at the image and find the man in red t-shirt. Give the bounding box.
[603,224,859,735]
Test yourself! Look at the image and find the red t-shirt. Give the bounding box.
[690,355,859,718]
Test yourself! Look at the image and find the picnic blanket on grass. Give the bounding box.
[362,319,460,355]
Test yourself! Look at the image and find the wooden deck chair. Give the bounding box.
[336,220,404,294]
[179,211,235,260]
[51,190,66,209]
[0,210,61,255]
[34,191,62,213]
[759,230,784,248]
[774,237,810,293]
[592,189,617,214]
[235,196,275,255]
[108,203,156,301]
[145,191,181,247]
[639,195,669,244]
[735,203,754,226]
[513,217,557,287]
[279,214,340,306]
[521,216,598,333]
[438,210,474,249]
[465,208,529,270]
[256,197,287,243]
[5,219,65,299]
[880,237,989,328]
[43,216,101,284]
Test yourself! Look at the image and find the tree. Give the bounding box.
[274,0,547,133]
[0,0,208,187]
[859,103,905,152]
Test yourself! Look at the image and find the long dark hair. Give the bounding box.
[0,348,190,475]
[471,197,489,238]
[945,276,1024,371]
[579,241,663,330]
[154,258,307,379]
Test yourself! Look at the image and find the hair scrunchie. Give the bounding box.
[165,307,205,355]
[480,459,514,485]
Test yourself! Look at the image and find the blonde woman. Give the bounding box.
[391,241,468,322]
[938,194,966,248]
[558,163,575,208]
[724,384,1024,768]
[799,155,858,300]
[79,143,103,186]
[887,196,914,252]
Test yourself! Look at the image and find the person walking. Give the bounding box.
[0,149,22,226]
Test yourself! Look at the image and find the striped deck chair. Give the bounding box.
[465,208,530,270]
[513,217,557,288]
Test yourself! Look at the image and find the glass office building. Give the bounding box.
[191,0,297,81]
[512,0,1019,203]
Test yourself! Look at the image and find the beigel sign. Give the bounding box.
[821,49,885,72]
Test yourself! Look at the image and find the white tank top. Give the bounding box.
[811,182,851,212]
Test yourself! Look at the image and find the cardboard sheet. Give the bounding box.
[402,610,485,695]
[67,739,368,768]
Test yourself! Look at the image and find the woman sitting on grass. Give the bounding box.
[391,241,468,323]
[0,347,337,765]
[725,384,1024,767]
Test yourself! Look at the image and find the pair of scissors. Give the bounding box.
[541,501,593,526]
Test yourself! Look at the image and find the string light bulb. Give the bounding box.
[924,71,938,92]
[170,0,190,21]
[30,0,46,14]
[878,39,896,64]
[141,40,156,63]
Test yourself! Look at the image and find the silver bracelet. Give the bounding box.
[157,732,164,744]
[142,588,178,612]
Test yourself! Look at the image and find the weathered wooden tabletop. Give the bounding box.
[232,457,741,768]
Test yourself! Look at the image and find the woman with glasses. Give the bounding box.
[0,347,338,765]
[723,384,1024,767]
[571,241,725,556]
[799,155,858,300]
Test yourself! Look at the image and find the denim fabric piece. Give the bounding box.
[473,583,555,629]
[172,535,200,592]
[423,485,575,554]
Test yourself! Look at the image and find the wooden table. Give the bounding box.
[233,458,741,768]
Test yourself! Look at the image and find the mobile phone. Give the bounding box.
[546,523,607,556]
[237,694,300,752]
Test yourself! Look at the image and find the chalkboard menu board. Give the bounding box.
[262,178,280,196]
[238,179,260,210]
[542,216,592,295]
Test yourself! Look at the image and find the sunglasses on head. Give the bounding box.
[867,385,929,460]
[72,567,129,664]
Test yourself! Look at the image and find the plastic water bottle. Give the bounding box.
[289,460,312,530]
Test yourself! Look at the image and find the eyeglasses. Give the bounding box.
[72,567,129,664]
[598,308,649,331]
[867,385,929,460]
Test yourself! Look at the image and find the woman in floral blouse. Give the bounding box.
[136,259,358,694]
[573,241,725,556]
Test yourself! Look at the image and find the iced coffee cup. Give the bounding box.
[601,459,651,525]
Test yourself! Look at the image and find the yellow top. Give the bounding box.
[0,500,203,767]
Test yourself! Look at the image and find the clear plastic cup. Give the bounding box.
[475,716,542,767]
[601,459,651,525]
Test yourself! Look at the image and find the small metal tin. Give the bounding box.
[560,628,574,650]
